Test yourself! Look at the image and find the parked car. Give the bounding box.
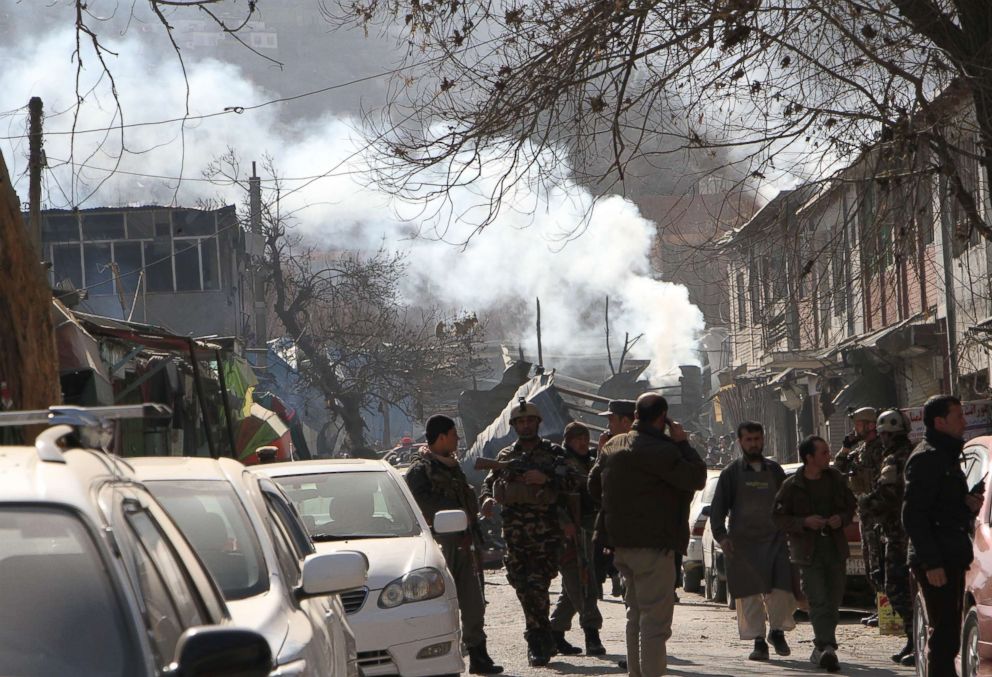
[256,459,467,677]
[0,410,272,677]
[684,471,721,594]
[913,435,992,677]
[131,456,366,677]
[701,462,867,607]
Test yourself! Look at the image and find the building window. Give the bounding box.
[82,212,125,240]
[44,214,80,242]
[43,209,224,294]
[144,240,174,292]
[51,243,83,288]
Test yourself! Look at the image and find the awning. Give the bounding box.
[831,372,898,412]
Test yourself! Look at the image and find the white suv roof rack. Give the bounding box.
[0,404,172,463]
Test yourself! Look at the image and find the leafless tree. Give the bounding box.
[204,151,486,454]
[312,0,992,239]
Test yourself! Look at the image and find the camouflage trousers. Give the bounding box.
[884,538,912,636]
[860,512,885,593]
[502,507,562,634]
[551,527,603,632]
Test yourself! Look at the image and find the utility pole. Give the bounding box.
[536,297,544,368]
[28,97,44,257]
[248,161,267,368]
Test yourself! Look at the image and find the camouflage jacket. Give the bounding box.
[560,448,598,529]
[859,435,914,540]
[481,438,577,512]
[405,451,480,547]
[835,436,885,496]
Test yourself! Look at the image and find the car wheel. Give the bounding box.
[714,576,728,604]
[684,567,703,594]
[914,589,929,677]
[963,607,980,677]
[727,592,735,611]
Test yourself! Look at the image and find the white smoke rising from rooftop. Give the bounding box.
[1,22,704,382]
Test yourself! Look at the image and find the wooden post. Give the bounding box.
[28,97,43,257]
[536,297,543,368]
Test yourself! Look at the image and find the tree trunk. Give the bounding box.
[339,393,374,457]
[0,150,59,431]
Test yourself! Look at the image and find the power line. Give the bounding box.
[0,65,412,142]
[42,155,369,184]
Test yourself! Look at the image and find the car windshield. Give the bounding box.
[274,471,422,540]
[0,506,139,676]
[146,480,269,600]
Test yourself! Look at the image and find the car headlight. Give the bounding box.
[378,567,446,608]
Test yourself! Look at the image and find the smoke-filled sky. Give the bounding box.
[0,1,705,381]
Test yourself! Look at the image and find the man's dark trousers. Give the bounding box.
[914,566,965,677]
[800,537,847,649]
[441,541,486,647]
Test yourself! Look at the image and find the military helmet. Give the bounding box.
[876,409,909,434]
[509,398,542,423]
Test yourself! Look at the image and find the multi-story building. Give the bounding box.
[39,205,261,341]
[719,116,989,461]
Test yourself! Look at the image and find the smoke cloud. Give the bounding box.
[1,17,704,382]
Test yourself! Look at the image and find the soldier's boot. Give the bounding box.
[891,637,913,664]
[543,630,559,658]
[526,632,550,667]
[468,640,504,674]
[552,631,582,655]
[583,628,606,656]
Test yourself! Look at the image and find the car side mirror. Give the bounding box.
[168,626,271,677]
[700,505,711,517]
[298,550,368,598]
[433,509,468,534]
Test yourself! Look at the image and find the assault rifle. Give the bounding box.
[473,455,571,479]
[564,492,591,601]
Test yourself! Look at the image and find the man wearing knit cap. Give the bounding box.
[551,421,606,656]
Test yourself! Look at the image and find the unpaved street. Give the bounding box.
[478,568,915,676]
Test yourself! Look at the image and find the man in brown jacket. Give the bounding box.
[773,435,856,673]
[588,394,707,677]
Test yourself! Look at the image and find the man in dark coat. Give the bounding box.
[405,415,502,674]
[903,395,983,677]
[709,421,795,661]
[588,394,707,677]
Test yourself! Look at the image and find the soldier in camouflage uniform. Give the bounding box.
[405,415,503,675]
[860,410,916,667]
[833,406,886,625]
[550,422,606,657]
[480,399,577,667]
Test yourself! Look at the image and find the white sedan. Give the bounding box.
[131,457,367,677]
[256,459,466,677]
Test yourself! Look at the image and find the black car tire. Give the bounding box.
[683,567,703,594]
[913,589,929,677]
[714,576,728,604]
[962,607,980,677]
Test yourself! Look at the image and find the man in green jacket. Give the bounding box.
[588,394,707,677]
[773,436,857,673]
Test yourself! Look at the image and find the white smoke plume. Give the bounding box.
[0,19,704,382]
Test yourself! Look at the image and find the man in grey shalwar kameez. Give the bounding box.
[709,421,796,661]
